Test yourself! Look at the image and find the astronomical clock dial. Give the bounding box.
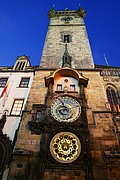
[50,132,81,163]
[51,96,81,122]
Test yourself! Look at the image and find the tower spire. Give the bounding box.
[62,43,71,67]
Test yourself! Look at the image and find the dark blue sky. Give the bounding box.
[0,0,120,67]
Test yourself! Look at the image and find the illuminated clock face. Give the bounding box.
[50,132,81,163]
[51,96,81,122]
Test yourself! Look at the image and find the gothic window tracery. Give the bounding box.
[106,86,120,112]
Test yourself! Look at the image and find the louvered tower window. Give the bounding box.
[106,86,120,112]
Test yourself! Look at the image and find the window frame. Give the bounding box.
[36,111,45,122]
[0,78,8,88]
[70,84,76,91]
[63,35,70,43]
[10,99,24,116]
[19,77,30,88]
[106,86,120,112]
[57,84,62,91]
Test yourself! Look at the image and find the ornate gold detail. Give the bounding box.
[50,132,81,163]
[103,76,120,82]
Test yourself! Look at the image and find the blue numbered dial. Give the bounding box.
[51,96,81,122]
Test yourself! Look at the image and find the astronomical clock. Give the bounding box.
[50,131,81,164]
[36,67,93,180]
[50,95,82,165]
[51,96,81,122]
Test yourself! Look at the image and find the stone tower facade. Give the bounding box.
[40,7,94,69]
[7,6,120,180]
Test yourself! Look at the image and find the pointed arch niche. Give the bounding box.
[44,67,88,94]
[106,84,120,112]
[0,133,12,178]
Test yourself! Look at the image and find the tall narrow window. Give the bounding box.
[11,99,24,115]
[64,35,70,43]
[0,78,8,87]
[19,78,30,88]
[106,86,120,112]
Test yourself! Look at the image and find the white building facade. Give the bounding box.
[0,55,34,179]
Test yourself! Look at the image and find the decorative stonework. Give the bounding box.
[104,151,120,167]
[0,133,12,177]
[101,69,120,76]
[48,6,86,19]
[103,76,120,82]
[28,121,45,135]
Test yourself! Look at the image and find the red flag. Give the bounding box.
[0,82,8,98]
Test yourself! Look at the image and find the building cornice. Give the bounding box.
[48,6,86,19]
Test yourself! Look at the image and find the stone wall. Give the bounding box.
[8,69,120,179]
[40,15,94,69]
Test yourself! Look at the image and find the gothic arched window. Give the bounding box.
[106,86,120,112]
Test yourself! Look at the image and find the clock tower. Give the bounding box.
[6,5,120,180]
[8,6,94,180]
[40,6,94,69]
[35,6,93,179]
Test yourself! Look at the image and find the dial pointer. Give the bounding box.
[58,97,64,105]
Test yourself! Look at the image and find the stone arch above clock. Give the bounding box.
[45,67,89,91]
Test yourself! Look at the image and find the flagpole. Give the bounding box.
[104,54,109,66]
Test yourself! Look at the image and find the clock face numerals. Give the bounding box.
[50,132,81,163]
[51,96,81,122]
